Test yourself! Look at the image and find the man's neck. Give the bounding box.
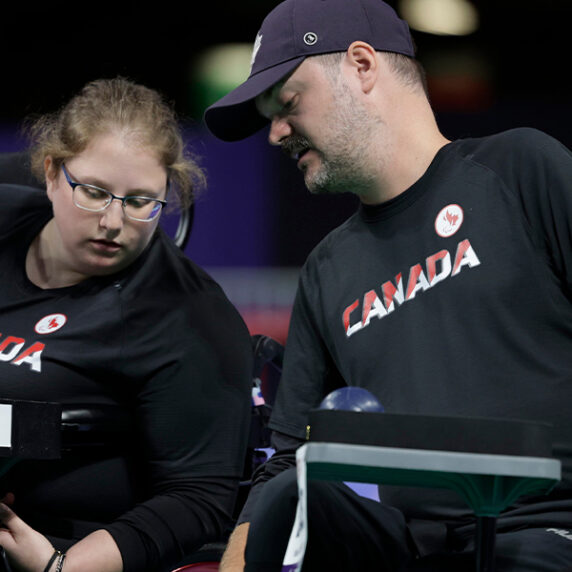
[360,130,451,206]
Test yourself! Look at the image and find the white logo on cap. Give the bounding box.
[304,32,318,45]
[250,33,263,72]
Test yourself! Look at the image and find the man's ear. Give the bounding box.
[345,41,378,93]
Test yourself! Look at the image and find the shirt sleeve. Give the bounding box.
[514,129,572,295]
[472,128,572,295]
[104,290,254,572]
[236,264,345,524]
[236,431,301,525]
[268,266,346,439]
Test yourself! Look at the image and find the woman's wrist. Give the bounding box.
[54,552,66,572]
[43,550,66,572]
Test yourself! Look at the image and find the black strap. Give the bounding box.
[42,550,61,572]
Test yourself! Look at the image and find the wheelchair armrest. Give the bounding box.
[60,404,134,451]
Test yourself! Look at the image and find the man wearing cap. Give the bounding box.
[204,0,572,570]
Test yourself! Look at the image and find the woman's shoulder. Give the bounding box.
[119,230,243,320]
[154,231,227,294]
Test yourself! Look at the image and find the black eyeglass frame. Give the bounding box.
[61,163,168,222]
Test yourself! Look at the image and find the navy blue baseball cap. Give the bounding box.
[204,0,415,142]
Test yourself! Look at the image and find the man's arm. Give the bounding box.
[219,523,250,572]
[219,431,303,571]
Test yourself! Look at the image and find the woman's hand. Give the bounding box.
[0,495,122,572]
[0,502,55,572]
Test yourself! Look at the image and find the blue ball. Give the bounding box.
[319,387,385,413]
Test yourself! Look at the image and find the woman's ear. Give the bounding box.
[346,41,378,94]
[44,157,57,201]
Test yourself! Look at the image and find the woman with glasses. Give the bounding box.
[0,78,253,572]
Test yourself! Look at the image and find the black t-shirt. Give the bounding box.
[243,128,572,534]
[0,184,254,572]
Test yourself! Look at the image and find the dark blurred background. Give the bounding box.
[1,0,570,339]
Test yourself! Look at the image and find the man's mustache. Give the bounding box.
[281,135,312,158]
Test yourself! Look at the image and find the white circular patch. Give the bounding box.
[35,314,67,335]
[435,204,464,238]
[303,32,318,45]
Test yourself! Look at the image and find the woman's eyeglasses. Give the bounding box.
[61,163,167,222]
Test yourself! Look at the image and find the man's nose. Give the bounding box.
[268,116,293,146]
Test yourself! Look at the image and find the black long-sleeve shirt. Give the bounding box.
[0,184,253,571]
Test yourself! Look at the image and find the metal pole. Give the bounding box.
[475,516,497,572]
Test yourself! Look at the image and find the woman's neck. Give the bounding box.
[26,220,84,289]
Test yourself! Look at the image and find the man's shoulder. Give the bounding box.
[452,127,564,158]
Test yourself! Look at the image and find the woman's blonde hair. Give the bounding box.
[25,77,205,208]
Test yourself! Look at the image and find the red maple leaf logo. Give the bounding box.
[445,210,459,226]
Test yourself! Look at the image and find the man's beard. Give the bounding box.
[281,86,381,196]
[306,151,357,196]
